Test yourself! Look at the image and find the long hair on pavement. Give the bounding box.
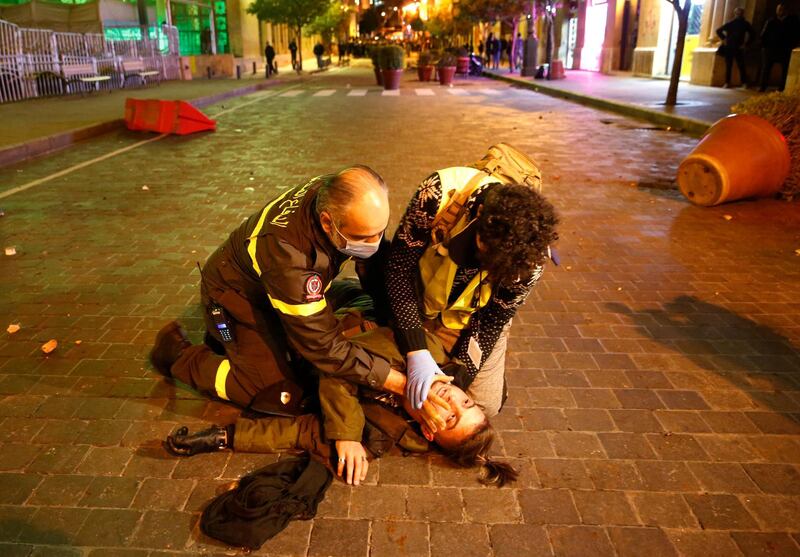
[437,419,518,487]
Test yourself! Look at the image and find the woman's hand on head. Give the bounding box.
[334,440,369,486]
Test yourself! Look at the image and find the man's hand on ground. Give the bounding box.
[335,440,369,486]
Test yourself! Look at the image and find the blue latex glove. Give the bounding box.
[405,350,440,409]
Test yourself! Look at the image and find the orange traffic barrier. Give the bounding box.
[677,114,789,206]
[124,98,216,135]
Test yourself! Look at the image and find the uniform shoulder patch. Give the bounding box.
[303,273,324,302]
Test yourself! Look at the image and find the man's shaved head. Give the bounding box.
[317,165,390,247]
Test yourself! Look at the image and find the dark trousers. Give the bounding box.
[724,48,748,85]
[760,50,791,91]
[265,57,275,78]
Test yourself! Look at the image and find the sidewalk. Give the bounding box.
[484,68,754,135]
[0,65,302,167]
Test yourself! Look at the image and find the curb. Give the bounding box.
[0,76,304,169]
[483,71,712,137]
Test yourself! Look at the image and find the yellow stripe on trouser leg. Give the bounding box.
[215,359,231,401]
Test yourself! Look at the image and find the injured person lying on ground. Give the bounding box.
[164,327,519,488]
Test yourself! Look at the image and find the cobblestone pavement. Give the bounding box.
[0,66,799,557]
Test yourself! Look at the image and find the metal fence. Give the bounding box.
[0,19,180,103]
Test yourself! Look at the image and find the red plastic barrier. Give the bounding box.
[124,98,216,135]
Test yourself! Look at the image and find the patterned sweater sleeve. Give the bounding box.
[385,173,443,355]
[452,266,543,387]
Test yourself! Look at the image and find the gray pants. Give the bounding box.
[465,324,510,418]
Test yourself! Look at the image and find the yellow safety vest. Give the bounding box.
[418,166,501,330]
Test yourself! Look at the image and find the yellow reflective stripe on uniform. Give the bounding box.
[215,359,231,401]
[247,189,295,276]
[268,294,327,317]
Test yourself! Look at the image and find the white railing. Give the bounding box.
[0,19,180,103]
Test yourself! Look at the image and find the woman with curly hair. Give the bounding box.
[387,163,559,419]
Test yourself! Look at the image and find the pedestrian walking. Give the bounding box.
[759,3,800,91]
[499,37,509,68]
[264,42,276,78]
[716,7,755,88]
[289,39,298,70]
[514,33,524,70]
[313,42,325,69]
[478,40,484,62]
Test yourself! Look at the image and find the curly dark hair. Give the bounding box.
[438,419,519,488]
[476,184,559,287]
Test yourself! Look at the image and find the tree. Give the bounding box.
[665,0,691,106]
[308,2,350,46]
[247,0,330,71]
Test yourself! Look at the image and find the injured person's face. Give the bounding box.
[403,382,487,449]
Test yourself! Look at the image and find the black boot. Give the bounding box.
[149,321,191,377]
[165,425,228,456]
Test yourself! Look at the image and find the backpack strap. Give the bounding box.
[430,170,488,246]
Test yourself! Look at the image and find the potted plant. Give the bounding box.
[370,46,383,86]
[380,45,405,90]
[417,50,434,82]
[437,52,457,86]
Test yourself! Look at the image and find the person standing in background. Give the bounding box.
[759,3,800,91]
[716,7,755,88]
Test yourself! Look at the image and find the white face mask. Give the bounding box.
[330,219,383,259]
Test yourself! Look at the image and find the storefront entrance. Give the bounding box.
[580,0,607,71]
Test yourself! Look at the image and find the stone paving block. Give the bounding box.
[255,520,312,557]
[597,433,658,460]
[462,488,521,523]
[308,518,370,557]
[130,478,194,510]
[569,388,622,409]
[182,479,230,513]
[742,463,800,495]
[377,455,430,486]
[550,432,605,458]
[314,481,352,519]
[73,508,143,546]
[563,408,615,432]
[171,451,230,480]
[535,458,594,489]
[629,492,698,528]
[26,474,92,506]
[742,495,800,531]
[17,507,90,545]
[607,527,678,557]
[746,413,800,435]
[609,409,664,433]
[129,510,194,550]
[0,473,43,504]
[653,410,712,433]
[687,462,760,493]
[646,433,709,460]
[636,461,701,492]
[666,530,744,557]
[430,522,490,557]
[572,490,639,526]
[0,418,43,444]
[490,524,553,557]
[406,487,463,522]
[547,525,616,556]
[25,444,85,474]
[730,532,800,557]
[123,448,180,478]
[0,505,37,540]
[29,546,82,557]
[684,494,759,530]
[518,489,580,525]
[584,460,644,491]
[370,520,429,557]
[696,435,763,462]
[747,435,800,463]
[349,485,406,520]
[500,431,555,458]
[74,446,134,476]
[0,543,34,557]
[79,476,141,508]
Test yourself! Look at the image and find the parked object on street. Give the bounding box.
[380,45,404,91]
[677,114,789,206]
[732,90,800,198]
[438,53,457,86]
[125,98,216,135]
